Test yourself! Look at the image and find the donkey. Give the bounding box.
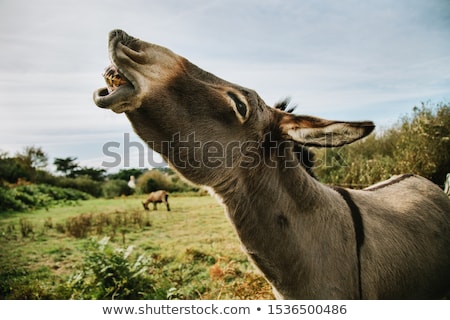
[94,30,450,299]
[142,190,170,211]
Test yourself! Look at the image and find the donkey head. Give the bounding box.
[94,30,374,186]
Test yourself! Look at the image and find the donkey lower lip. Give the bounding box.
[93,81,135,109]
[93,60,137,109]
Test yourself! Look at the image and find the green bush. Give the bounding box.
[55,176,102,197]
[136,170,172,194]
[0,157,33,183]
[67,237,166,299]
[314,102,450,188]
[0,184,92,212]
[136,169,198,194]
[101,180,133,199]
[394,103,450,185]
[0,187,27,212]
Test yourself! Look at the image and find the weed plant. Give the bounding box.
[66,237,166,299]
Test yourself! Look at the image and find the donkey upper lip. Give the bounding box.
[93,57,136,108]
[93,61,136,109]
[93,29,142,111]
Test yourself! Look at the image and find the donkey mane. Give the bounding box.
[274,98,297,113]
[274,99,317,178]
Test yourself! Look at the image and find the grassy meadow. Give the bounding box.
[0,195,274,299]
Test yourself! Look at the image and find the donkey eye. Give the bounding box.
[227,92,248,119]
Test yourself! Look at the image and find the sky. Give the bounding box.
[1,0,449,172]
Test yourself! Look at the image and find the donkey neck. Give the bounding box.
[218,159,328,223]
[210,158,357,298]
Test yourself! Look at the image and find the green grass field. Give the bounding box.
[0,195,274,299]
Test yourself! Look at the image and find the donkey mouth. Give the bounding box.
[93,62,136,109]
[93,30,139,110]
[103,64,130,94]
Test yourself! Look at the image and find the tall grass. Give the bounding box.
[65,210,151,239]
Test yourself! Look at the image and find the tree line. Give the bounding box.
[0,148,197,212]
[1,102,448,211]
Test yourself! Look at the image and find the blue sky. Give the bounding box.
[1,0,449,172]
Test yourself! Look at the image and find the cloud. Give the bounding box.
[1,0,449,171]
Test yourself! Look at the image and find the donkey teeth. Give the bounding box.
[103,64,129,93]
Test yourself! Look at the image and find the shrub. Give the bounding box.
[314,102,450,188]
[0,157,33,183]
[19,218,34,237]
[136,170,172,194]
[101,180,133,199]
[55,176,102,197]
[0,187,27,212]
[66,214,92,238]
[67,237,165,299]
[394,103,450,185]
[136,169,198,194]
[0,184,92,213]
[64,210,150,239]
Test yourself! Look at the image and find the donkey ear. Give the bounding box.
[280,114,375,147]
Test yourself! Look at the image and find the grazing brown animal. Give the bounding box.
[94,30,450,299]
[142,190,170,211]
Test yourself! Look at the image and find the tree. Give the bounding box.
[0,157,33,183]
[108,168,147,181]
[0,147,49,183]
[54,157,79,177]
[72,167,107,181]
[16,146,48,169]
